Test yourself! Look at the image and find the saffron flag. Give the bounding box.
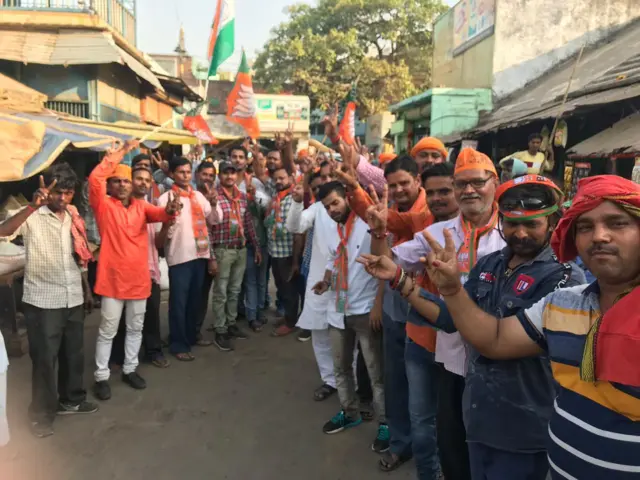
[339,84,357,145]
[207,0,235,77]
[227,51,260,139]
[183,111,219,145]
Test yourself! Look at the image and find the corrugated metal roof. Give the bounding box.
[568,112,640,157]
[471,21,640,134]
[0,29,163,91]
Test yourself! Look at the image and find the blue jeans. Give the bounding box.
[168,259,206,354]
[244,246,268,323]
[383,313,412,457]
[468,442,548,480]
[405,338,440,480]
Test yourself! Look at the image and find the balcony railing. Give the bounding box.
[0,0,137,46]
[45,100,90,119]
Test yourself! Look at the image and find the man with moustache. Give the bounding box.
[90,143,181,401]
[110,166,170,369]
[267,167,300,337]
[209,161,262,350]
[360,175,586,479]
[286,163,338,400]
[311,181,386,450]
[366,148,505,479]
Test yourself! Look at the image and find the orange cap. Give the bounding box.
[379,153,397,165]
[410,137,448,159]
[454,148,496,176]
[109,164,132,181]
[297,149,309,160]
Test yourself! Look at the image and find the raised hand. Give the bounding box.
[274,132,285,151]
[333,167,358,190]
[203,183,218,206]
[356,254,398,281]
[321,103,339,140]
[291,183,305,203]
[421,229,461,296]
[365,184,388,235]
[284,121,294,144]
[31,175,57,208]
[165,191,183,216]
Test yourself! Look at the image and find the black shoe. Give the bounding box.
[228,325,248,340]
[371,423,390,453]
[30,421,53,438]
[297,329,312,342]
[214,333,234,352]
[93,381,111,401]
[122,371,147,390]
[57,401,99,416]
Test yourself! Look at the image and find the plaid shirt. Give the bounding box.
[266,193,294,258]
[209,186,259,254]
[19,206,85,309]
[300,224,314,279]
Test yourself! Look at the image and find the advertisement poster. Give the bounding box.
[254,94,310,136]
[453,0,496,54]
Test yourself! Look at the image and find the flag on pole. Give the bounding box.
[339,84,357,145]
[207,0,235,77]
[226,51,260,139]
[183,104,219,144]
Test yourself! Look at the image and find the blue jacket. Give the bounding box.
[410,245,586,453]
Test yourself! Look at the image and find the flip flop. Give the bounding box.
[313,384,337,401]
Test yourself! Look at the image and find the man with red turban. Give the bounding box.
[387,175,640,480]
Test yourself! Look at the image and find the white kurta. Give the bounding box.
[286,201,338,330]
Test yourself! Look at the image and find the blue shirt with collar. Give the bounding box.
[409,245,587,453]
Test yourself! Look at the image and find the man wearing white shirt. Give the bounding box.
[369,148,504,479]
[311,181,386,452]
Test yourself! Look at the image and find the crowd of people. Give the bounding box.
[1,112,639,480]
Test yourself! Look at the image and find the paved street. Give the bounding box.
[0,301,413,480]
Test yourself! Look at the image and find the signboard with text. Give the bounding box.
[254,94,310,135]
[453,0,496,55]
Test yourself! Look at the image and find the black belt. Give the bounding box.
[213,244,246,250]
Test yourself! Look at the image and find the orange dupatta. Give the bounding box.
[457,205,499,274]
[221,185,245,241]
[171,184,209,256]
[333,211,357,313]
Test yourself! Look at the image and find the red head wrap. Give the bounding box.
[551,175,640,262]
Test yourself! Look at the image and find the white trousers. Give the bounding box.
[311,328,358,389]
[0,371,8,446]
[95,297,146,382]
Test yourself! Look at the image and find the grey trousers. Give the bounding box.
[329,314,385,422]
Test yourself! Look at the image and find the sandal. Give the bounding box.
[152,355,170,368]
[313,384,337,402]
[174,353,195,362]
[379,452,412,472]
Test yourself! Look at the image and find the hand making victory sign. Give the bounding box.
[203,183,218,206]
[164,191,183,216]
[421,229,462,296]
[31,175,58,208]
[365,183,389,236]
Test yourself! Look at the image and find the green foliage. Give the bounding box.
[253,0,448,116]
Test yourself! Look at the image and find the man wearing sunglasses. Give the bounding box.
[361,174,587,479]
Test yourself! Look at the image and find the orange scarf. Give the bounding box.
[457,205,499,274]
[244,173,254,202]
[171,184,209,256]
[221,185,245,240]
[67,205,93,268]
[271,187,292,239]
[333,211,357,313]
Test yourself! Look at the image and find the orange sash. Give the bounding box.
[457,205,499,274]
[271,187,292,239]
[221,185,245,241]
[333,211,357,313]
[171,184,209,256]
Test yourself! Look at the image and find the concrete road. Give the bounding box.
[0,304,414,480]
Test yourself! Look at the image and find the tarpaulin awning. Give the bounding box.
[0,110,128,181]
[568,112,640,157]
[62,118,201,145]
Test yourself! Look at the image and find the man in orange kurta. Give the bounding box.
[89,142,178,401]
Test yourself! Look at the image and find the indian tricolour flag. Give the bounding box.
[207,0,235,77]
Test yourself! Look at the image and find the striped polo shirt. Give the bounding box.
[518,283,640,479]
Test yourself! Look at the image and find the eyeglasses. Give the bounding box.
[453,177,492,190]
